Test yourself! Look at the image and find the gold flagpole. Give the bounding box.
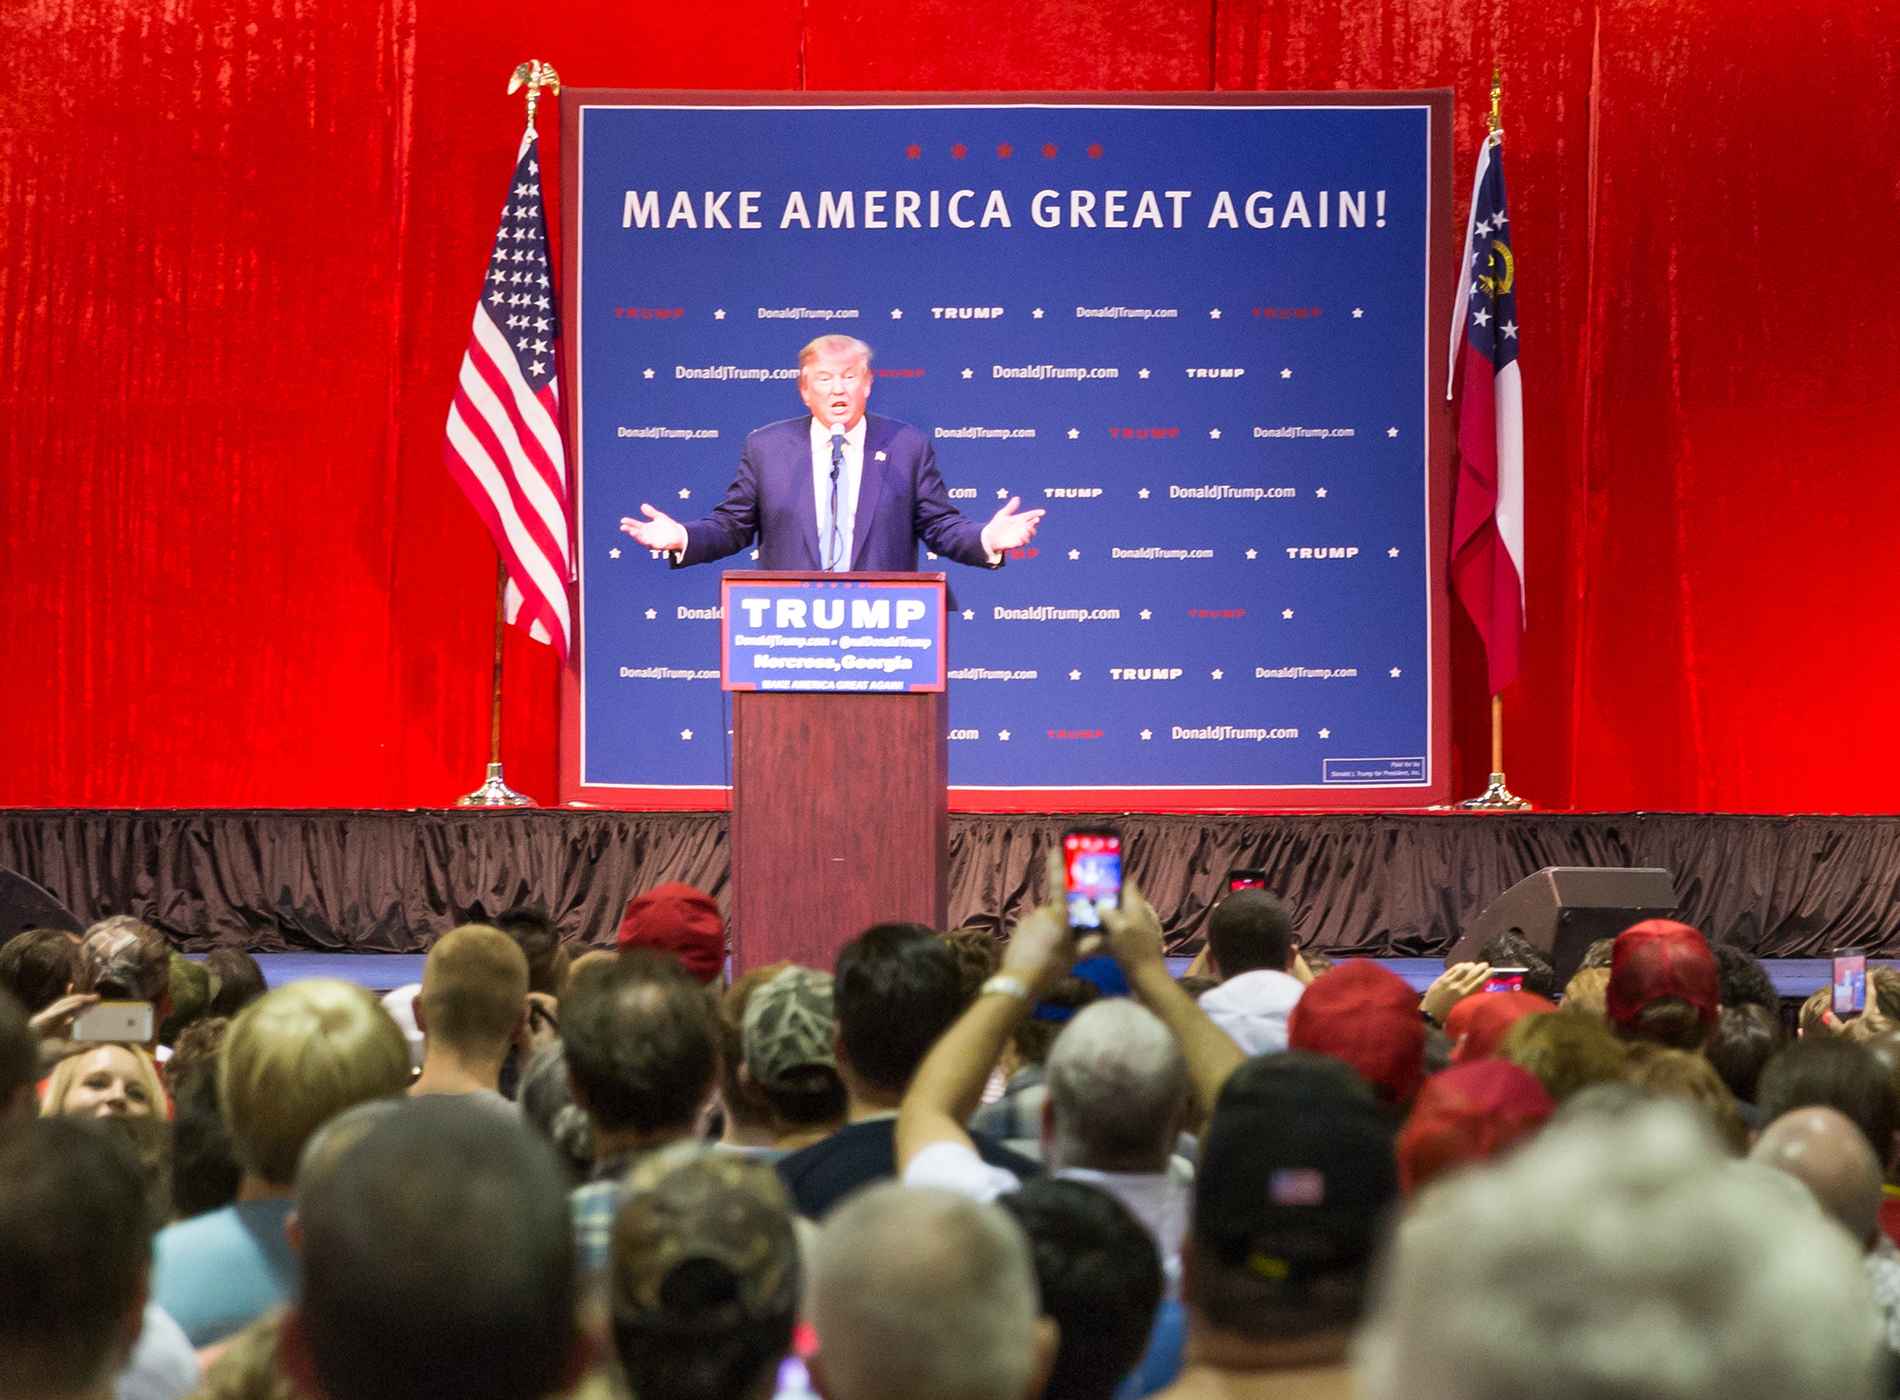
[1459,65,1531,812]
[458,60,561,809]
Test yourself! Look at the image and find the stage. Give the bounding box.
[5,808,1898,969]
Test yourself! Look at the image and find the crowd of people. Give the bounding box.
[4,860,1900,1400]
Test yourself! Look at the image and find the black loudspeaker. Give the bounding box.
[1444,867,1679,987]
[0,869,83,945]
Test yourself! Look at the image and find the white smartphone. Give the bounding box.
[71,1000,156,1043]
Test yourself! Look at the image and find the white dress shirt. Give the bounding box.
[810,417,867,570]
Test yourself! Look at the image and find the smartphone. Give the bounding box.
[1833,951,1868,1017]
[72,1000,155,1043]
[1227,868,1268,892]
[1063,827,1123,930]
[1483,967,1528,994]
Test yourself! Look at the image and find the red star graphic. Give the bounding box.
[904,143,921,159]
[1087,142,1104,159]
[951,143,967,159]
[1042,142,1059,157]
[997,142,1013,158]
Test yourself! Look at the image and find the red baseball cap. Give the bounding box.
[1444,989,1557,1065]
[1396,1060,1554,1196]
[615,882,725,984]
[1605,919,1718,1031]
[1286,960,1426,1106]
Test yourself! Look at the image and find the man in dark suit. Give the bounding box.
[619,334,1045,568]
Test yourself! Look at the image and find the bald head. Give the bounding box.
[811,1184,1039,1400]
[1751,1106,1883,1248]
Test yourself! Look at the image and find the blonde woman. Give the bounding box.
[41,1042,165,1119]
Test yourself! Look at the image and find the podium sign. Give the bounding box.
[721,575,946,694]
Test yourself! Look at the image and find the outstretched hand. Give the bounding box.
[619,503,688,553]
[982,496,1046,553]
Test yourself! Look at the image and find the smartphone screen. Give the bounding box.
[1483,968,1527,994]
[1063,828,1123,930]
[71,1000,155,1044]
[1227,868,1268,892]
[1833,953,1868,1016]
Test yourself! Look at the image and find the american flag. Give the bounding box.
[1448,130,1524,694]
[444,129,573,659]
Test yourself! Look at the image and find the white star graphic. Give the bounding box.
[1140,728,1153,741]
[1138,368,1151,379]
[610,547,622,560]
[890,307,904,319]
[680,729,694,740]
[961,609,974,621]
[643,607,656,619]
[926,552,937,561]
[713,308,726,320]
[1472,307,1492,327]
[1211,668,1224,680]
[1066,427,1080,440]
[1282,608,1294,619]
[1208,307,1223,320]
[1476,218,1493,237]
[1389,667,1403,678]
[1139,608,1152,620]
[961,368,973,380]
[678,488,692,499]
[1067,548,1080,560]
[996,487,1010,500]
[528,359,546,376]
[1386,427,1400,438]
[1032,308,1045,319]
[1351,307,1364,318]
[535,317,550,332]
[1388,546,1401,558]
[1245,548,1258,560]
[1280,368,1292,379]
[1209,428,1222,440]
[642,368,655,380]
[1493,209,1508,227]
[749,550,760,561]
[1137,487,1150,499]
[998,729,1012,741]
[1315,487,1327,499]
[1502,321,1519,339]
[1318,727,1331,739]
[1068,669,1081,681]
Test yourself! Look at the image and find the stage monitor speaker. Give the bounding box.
[0,869,83,946]
[1444,867,1679,988]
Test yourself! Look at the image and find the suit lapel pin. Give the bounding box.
[874,450,887,462]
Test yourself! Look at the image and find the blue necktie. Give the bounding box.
[825,432,846,570]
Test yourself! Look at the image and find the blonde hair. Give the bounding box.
[1561,967,1611,1020]
[219,978,410,1185]
[420,924,529,1054]
[797,334,872,373]
[41,1042,166,1118]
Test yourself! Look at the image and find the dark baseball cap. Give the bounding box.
[1194,1056,1399,1283]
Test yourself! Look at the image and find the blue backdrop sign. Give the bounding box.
[558,94,1454,809]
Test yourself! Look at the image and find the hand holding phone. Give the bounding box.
[71,1000,156,1044]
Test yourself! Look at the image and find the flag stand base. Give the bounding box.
[456,761,536,808]
[1458,771,1531,811]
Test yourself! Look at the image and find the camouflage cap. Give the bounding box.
[77,917,171,1002]
[611,1147,799,1331]
[742,965,837,1088]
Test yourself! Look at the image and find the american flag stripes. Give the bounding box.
[1449,129,1525,694]
[445,129,573,660]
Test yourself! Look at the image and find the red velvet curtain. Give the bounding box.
[4,0,1896,811]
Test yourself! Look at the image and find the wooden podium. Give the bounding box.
[722,572,949,971]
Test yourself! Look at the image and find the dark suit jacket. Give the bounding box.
[675,413,999,572]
